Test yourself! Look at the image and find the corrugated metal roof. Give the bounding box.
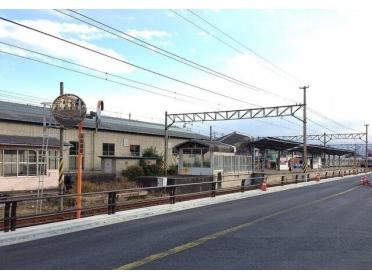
[0,135,60,148]
[173,139,235,153]
[0,101,207,140]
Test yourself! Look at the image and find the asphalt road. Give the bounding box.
[1,176,372,270]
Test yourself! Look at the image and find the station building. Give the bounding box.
[0,100,206,191]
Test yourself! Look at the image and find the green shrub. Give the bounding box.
[140,146,164,176]
[167,165,178,175]
[122,165,144,181]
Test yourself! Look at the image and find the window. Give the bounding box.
[102,143,115,156]
[48,150,59,170]
[29,150,37,176]
[69,141,78,170]
[130,145,140,156]
[37,150,48,176]
[4,150,17,176]
[0,149,3,176]
[0,149,57,177]
[18,150,28,176]
[68,142,83,170]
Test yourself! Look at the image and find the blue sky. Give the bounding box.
[0,9,370,142]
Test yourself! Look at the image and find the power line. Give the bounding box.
[186,9,300,82]
[0,16,343,136]
[169,11,359,135]
[172,10,359,134]
[0,41,215,105]
[60,9,304,106]
[0,49,199,105]
[0,16,260,108]
[307,108,360,133]
[0,46,311,134]
[57,9,287,98]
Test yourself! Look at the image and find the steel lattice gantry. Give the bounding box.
[163,103,307,175]
[166,104,304,126]
[275,133,367,145]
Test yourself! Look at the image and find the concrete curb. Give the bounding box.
[0,172,369,247]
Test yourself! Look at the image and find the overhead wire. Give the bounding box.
[56,9,287,98]
[0,49,199,106]
[0,41,215,105]
[0,16,333,136]
[0,45,308,134]
[186,9,300,82]
[170,10,359,135]
[51,10,361,135]
[0,16,260,108]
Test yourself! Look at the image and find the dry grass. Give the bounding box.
[80,177,137,193]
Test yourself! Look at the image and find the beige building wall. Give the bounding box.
[0,121,187,172]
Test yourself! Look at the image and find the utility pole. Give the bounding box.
[59,82,64,210]
[365,124,369,172]
[76,122,83,218]
[164,111,168,176]
[300,85,309,181]
[322,132,326,168]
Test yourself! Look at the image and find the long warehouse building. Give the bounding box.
[0,100,206,191]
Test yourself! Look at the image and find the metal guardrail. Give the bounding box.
[0,176,266,232]
[0,167,369,232]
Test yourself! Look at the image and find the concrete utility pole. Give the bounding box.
[300,85,309,182]
[365,124,369,171]
[164,111,168,176]
[59,82,64,210]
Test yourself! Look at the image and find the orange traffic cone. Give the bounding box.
[364,176,370,186]
[260,178,267,191]
[316,173,320,182]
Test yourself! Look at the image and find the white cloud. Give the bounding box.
[0,19,133,74]
[127,29,171,40]
[16,19,114,41]
[282,10,372,130]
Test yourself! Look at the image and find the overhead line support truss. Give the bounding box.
[276,133,367,144]
[166,104,304,129]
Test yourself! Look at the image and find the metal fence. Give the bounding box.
[325,157,364,167]
[213,155,252,173]
[0,167,369,233]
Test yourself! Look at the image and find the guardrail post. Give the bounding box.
[211,181,216,197]
[108,192,117,215]
[169,186,176,204]
[241,179,246,193]
[10,201,17,231]
[3,202,10,232]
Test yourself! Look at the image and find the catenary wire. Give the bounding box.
[0,16,260,108]
[170,10,359,134]
[186,9,300,82]
[56,9,288,97]
[0,16,347,135]
[0,41,213,105]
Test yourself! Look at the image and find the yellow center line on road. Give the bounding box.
[116,185,360,270]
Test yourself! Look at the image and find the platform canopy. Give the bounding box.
[173,139,235,154]
[252,137,354,156]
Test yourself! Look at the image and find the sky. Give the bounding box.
[0,7,371,144]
